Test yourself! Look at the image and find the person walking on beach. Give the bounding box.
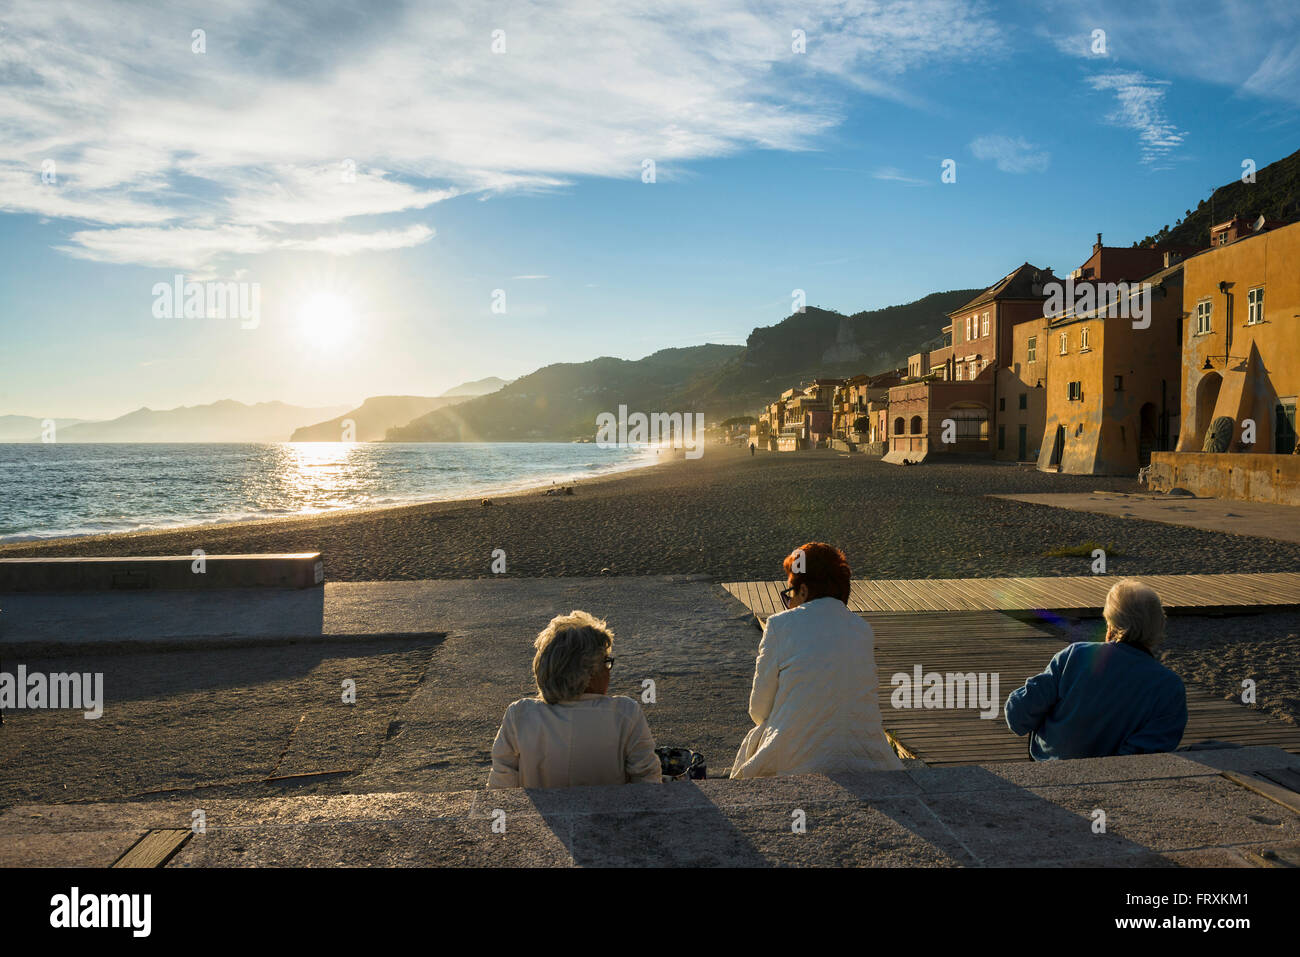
[731,542,902,778]
[488,610,662,788]
[1005,579,1187,760]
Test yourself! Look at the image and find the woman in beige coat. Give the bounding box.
[488,610,662,789]
[732,543,902,778]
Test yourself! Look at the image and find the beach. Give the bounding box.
[5,444,1300,581]
[2,447,1298,812]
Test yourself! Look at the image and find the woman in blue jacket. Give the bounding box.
[1006,579,1187,760]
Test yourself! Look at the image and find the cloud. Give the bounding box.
[280,225,435,256]
[1039,0,1300,105]
[969,135,1050,174]
[59,223,433,269]
[872,167,928,186]
[1087,72,1186,164]
[0,0,1005,267]
[511,274,549,280]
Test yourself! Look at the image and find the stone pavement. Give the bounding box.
[990,491,1300,545]
[2,747,1297,867]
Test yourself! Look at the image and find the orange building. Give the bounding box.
[1035,237,1189,474]
[885,263,1053,463]
[995,316,1047,462]
[1175,218,1300,455]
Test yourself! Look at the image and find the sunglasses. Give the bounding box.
[604,655,615,670]
[779,586,796,608]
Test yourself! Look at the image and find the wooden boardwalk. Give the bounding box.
[717,575,1300,765]
[863,613,1300,765]
[723,571,1300,622]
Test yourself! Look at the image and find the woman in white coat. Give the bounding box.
[731,542,902,778]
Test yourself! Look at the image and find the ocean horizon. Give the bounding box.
[0,441,657,542]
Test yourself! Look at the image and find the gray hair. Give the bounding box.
[1103,579,1167,651]
[532,610,613,704]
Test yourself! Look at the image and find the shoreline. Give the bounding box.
[5,448,1300,583]
[0,444,699,552]
[0,441,675,547]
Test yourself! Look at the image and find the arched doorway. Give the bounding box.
[1139,403,1157,467]
[1191,372,1222,449]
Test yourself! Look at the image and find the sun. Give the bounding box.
[296,291,354,348]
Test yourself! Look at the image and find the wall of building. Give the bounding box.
[995,317,1047,462]
[1177,221,1300,456]
[1037,277,1182,475]
[1149,451,1300,505]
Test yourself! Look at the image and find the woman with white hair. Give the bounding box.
[487,610,663,788]
[1005,579,1187,760]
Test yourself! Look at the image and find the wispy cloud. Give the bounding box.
[1087,72,1186,165]
[969,135,1050,174]
[511,274,549,280]
[872,167,928,186]
[0,0,1004,269]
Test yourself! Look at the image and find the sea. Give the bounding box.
[0,442,657,542]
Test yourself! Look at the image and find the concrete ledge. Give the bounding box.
[0,553,324,592]
[3,747,1295,867]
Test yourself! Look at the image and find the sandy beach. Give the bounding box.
[5,445,1300,581]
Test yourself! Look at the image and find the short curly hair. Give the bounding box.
[783,542,852,604]
[532,610,613,704]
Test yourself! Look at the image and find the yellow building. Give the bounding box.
[995,317,1047,461]
[1176,219,1300,455]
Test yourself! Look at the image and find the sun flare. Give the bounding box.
[296,291,354,347]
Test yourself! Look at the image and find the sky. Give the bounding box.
[1,0,1298,420]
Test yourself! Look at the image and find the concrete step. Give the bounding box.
[3,747,1297,867]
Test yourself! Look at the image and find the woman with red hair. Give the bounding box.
[731,542,901,778]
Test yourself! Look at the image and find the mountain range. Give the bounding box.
[290,379,510,441]
[47,400,351,443]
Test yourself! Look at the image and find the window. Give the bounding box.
[1196,299,1212,335]
[1059,332,1068,355]
[893,417,904,436]
[999,397,1006,412]
[956,364,963,380]
[1018,393,1027,410]
[1114,375,1123,391]
[981,312,990,337]
[1068,381,1083,401]
[1248,287,1264,325]
[969,360,979,380]
[950,410,987,440]
[1027,336,1037,362]
[910,415,923,435]
[1080,326,1090,351]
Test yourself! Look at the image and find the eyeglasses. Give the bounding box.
[779,586,796,609]
[604,656,615,670]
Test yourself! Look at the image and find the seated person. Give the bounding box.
[731,542,903,778]
[487,610,662,788]
[1005,579,1187,760]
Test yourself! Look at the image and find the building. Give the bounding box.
[995,316,1047,462]
[884,263,1053,463]
[1035,236,1190,474]
[1150,218,1300,502]
[1175,217,1298,455]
